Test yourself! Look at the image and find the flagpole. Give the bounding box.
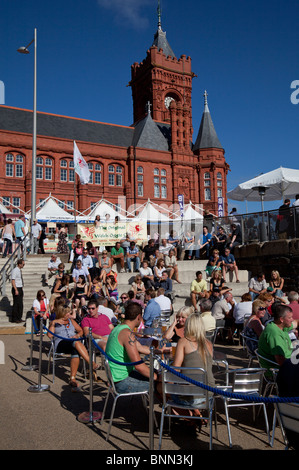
[74,171,77,232]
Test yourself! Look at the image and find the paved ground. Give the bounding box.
[0,332,290,458]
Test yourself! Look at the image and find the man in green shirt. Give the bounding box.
[258,304,298,374]
[110,241,125,272]
[190,270,208,311]
[105,301,158,392]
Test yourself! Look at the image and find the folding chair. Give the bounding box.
[207,328,229,386]
[271,401,299,449]
[158,366,216,450]
[218,367,271,448]
[100,357,152,442]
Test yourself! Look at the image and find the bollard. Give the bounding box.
[22,315,38,371]
[149,345,154,450]
[78,329,101,423]
[28,318,50,393]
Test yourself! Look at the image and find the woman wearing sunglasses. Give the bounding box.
[243,299,267,354]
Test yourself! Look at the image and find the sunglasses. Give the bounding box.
[258,307,266,311]
[87,307,96,310]
[121,296,128,300]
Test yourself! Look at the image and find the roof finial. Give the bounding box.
[157,0,162,30]
[204,90,209,112]
[146,101,152,115]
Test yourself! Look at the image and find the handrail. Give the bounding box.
[0,234,29,296]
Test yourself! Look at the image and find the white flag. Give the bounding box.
[73,141,90,184]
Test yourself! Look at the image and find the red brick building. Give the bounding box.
[0,20,229,218]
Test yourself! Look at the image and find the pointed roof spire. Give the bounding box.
[152,1,176,59]
[193,91,223,151]
[132,104,169,151]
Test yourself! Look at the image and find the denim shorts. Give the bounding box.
[114,370,150,394]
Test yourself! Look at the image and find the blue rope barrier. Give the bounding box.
[158,358,299,404]
[38,315,299,404]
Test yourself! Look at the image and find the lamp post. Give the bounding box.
[253,186,269,242]
[18,28,37,253]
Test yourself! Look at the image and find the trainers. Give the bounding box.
[120,268,126,273]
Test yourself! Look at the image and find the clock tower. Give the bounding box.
[129,6,195,146]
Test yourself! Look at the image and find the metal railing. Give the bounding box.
[0,234,29,296]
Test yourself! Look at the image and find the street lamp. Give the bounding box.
[18,28,37,253]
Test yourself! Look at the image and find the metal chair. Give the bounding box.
[158,366,216,450]
[47,338,86,384]
[207,328,229,386]
[159,309,172,326]
[218,367,271,448]
[239,332,258,367]
[100,357,151,442]
[271,400,299,449]
[254,349,279,396]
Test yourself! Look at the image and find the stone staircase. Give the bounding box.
[0,255,250,334]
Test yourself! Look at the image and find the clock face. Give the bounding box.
[164,96,175,109]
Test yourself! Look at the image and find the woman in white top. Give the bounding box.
[2,219,15,258]
[233,292,253,328]
[33,289,50,334]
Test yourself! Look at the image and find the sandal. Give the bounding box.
[69,377,81,392]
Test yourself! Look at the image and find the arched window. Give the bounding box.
[36,156,53,180]
[108,164,123,186]
[60,159,74,182]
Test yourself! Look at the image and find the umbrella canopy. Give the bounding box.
[27,196,78,222]
[227,167,299,202]
[83,199,127,221]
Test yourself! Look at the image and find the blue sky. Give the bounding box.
[1,0,298,214]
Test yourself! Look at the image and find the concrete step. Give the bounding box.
[0,253,250,333]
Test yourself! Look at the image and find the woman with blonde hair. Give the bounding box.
[164,306,194,342]
[269,270,284,298]
[170,313,215,426]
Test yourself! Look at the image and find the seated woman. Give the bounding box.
[105,274,119,304]
[164,306,194,343]
[269,270,284,298]
[130,274,146,303]
[47,305,99,390]
[50,274,70,312]
[33,289,50,334]
[209,270,226,305]
[165,249,181,283]
[243,299,266,354]
[73,274,89,312]
[98,250,113,283]
[90,276,104,300]
[170,313,216,425]
[205,249,222,278]
[153,258,166,286]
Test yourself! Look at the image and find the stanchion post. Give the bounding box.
[149,345,154,450]
[22,315,38,371]
[77,329,101,423]
[28,317,50,393]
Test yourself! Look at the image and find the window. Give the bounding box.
[36,156,53,180]
[138,183,144,196]
[108,164,123,186]
[153,168,167,198]
[204,172,211,187]
[137,166,143,174]
[217,172,222,187]
[205,188,211,201]
[217,188,223,198]
[5,152,24,178]
[12,197,20,213]
[2,196,10,206]
[66,201,74,211]
[60,159,74,182]
[58,200,65,209]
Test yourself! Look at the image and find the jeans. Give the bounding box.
[114,370,150,394]
[126,256,140,272]
[3,238,12,257]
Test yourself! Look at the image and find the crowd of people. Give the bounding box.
[6,213,299,448]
